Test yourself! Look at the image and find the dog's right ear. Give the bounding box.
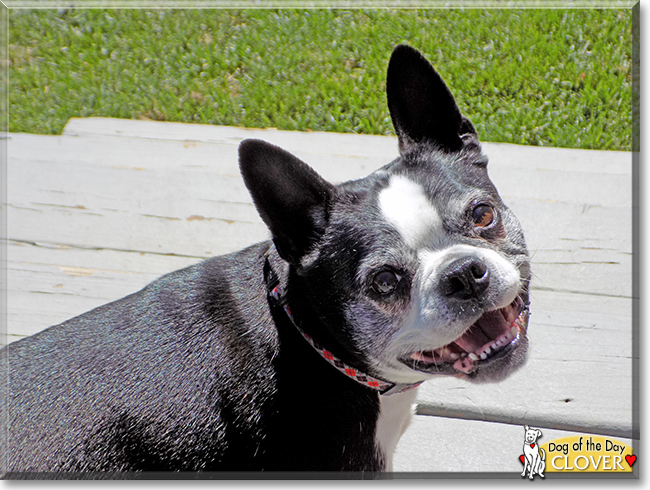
[239,139,334,265]
[386,44,476,154]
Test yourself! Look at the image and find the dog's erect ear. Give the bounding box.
[386,44,476,154]
[239,139,334,265]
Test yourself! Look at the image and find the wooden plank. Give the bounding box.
[62,117,402,161]
[6,239,201,341]
[505,199,632,297]
[5,118,635,443]
[63,117,632,176]
[51,119,636,208]
[7,129,632,297]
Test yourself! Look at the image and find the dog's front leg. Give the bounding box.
[521,456,529,477]
[528,455,538,479]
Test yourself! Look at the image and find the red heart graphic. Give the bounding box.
[530,443,535,448]
[625,455,637,467]
[519,455,525,465]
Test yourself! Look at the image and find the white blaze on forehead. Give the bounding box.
[378,175,444,248]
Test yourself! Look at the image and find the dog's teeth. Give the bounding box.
[469,353,479,361]
[480,352,487,360]
[509,308,518,324]
[501,306,514,324]
[511,326,519,337]
[449,353,459,361]
[484,346,492,355]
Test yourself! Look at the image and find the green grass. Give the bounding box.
[9,8,633,150]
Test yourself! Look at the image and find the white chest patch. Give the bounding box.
[378,175,444,249]
[375,388,418,471]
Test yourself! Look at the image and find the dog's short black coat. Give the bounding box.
[1,44,530,477]
[5,244,381,473]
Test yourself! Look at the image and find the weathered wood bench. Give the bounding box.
[4,117,637,473]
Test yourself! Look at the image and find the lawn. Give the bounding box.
[9,8,634,150]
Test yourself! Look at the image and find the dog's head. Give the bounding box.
[524,426,543,444]
[239,44,530,385]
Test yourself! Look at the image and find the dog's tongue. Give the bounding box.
[450,307,520,373]
[451,307,513,355]
[453,325,489,353]
[477,306,518,338]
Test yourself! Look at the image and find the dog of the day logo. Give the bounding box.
[519,427,636,475]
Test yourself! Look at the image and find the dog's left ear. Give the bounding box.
[386,44,476,154]
[239,139,334,266]
[537,429,543,438]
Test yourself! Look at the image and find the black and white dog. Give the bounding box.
[1,45,530,476]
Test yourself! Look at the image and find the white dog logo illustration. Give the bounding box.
[521,425,546,479]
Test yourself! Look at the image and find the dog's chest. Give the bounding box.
[374,388,418,470]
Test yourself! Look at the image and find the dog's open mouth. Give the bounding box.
[403,295,530,376]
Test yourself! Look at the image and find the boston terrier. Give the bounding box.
[1,44,530,477]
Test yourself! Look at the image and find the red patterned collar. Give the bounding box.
[267,281,421,397]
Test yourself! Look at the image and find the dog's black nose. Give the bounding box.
[440,257,490,300]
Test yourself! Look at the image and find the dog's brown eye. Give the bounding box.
[472,204,494,228]
[372,271,401,295]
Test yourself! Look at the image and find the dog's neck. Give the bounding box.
[263,244,421,396]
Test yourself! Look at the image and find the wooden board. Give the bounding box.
[4,118,637,465]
